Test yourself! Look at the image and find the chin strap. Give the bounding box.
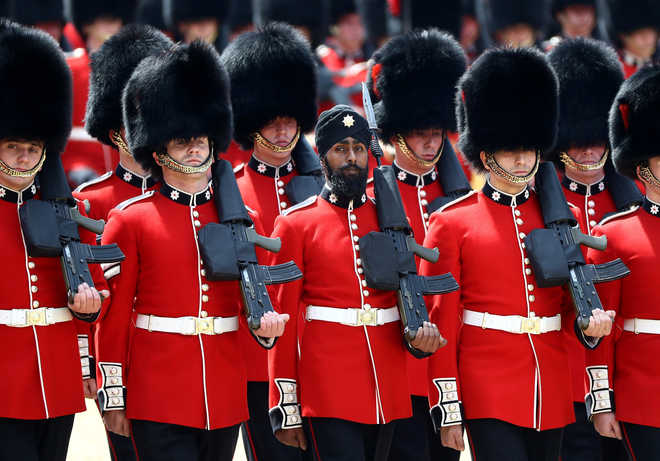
[157,148,214,175]
[395,133,444,169]
[253,127,301,153]
[0,149,46,178]
[638,164,660,189]
[559,149,609,171]
[485,151,540,184]
[111,130,133,158]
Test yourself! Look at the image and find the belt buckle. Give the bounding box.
[521,313,541,334]
[356,309,377,326]
[27,308,47,326]
[195,317,215,335]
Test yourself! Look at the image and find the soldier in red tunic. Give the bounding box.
[368,28,469,461]
[220,22,321,461]
[0,20,108,461]
[163,0,231,49]
[546,37,640,461]
[269,104,444,461]
[97,40,288,460]
[421,47,615,460]
[586,63,660,460]
[483,0,548,48]
[543,0,599,51]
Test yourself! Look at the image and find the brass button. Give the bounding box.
[277,180,284,187]
[278,188,285,195]
[590,220,597,227]
[192,210,199,218]
[111,378,118,385]
[356,258,362,266]
[202,295,209,303]
[31,285,38,293]
[194,220,201,227]
[354,244,360,251]
[28,262,35,269]
[201,284,209,292]
[421,199,428,206]
[200,311,208,318]
[519,232,526,240]
[588,200,595,208]
[525,268,532,275]
[527,284,534,291]
[353,236,359,242]
[516,218,523,225]
[357,268,364,274]
[112,398,120,405]
[524,258,530,265]
[514,210,521,216]
[419,190,427,198]
[588,209,595,216]
[423,213,429,219]
[30,275,38,282]
[363,290,370,297]
[200,269,206,277]
[350,214,356,221]
[280,202,288,208]
[351,223,358,230]
[361,280,367,287]
[528,295,535,302]
[32,300,39,308]
[110,367,118,375]
[363,304,371,309]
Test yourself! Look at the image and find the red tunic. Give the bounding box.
[316,43,368,113]
[422,183,581,431]
[268,190,411,428]
[0,183,107,420]
[586,200,660,427]
[97,183,263,429]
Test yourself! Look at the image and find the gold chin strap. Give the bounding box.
[395,133,444,169]
[638,165,660,189]
[111,130,133,157]
[157,151,214,175]
[486,152,540,184]
[253,127,301,153]
[559,149,609,171]
[0,150,46,178]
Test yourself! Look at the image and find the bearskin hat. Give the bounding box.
[547,38,623,161]
[551,0,595,16]
[64,0,135,33]
[457,47,558,172]
[405,0,463,38]
[163,0,231,30]
[10,0,64,25]
[489,0,548,32]
[373,29,466,141]
[0,20,71,155]
[258,0,327,45]
[136,0,166,31]
[220,23,317,150]
[609,0,660,36]
[609,64,660,179]
[123,40,233,176]
[85,25,172,148]
[330,0,357,25]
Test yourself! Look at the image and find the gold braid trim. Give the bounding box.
[156,152,213,175]
[559,150,609,171]
[0,150,46,178]
[111,130,133,157]
[485,152,540,184]
[395,133,444,168]
[638,165,660,189]
[253,127,301,153]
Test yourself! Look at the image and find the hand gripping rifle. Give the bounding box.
[19,154,124,318]
[197,159,302,348]
[358,83,459,358]
[523,162,630,338]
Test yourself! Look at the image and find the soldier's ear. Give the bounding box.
[479,151,490,172]
[152,152,162,166]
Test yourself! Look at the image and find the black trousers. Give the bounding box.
[560,402,602,461]
[107,430,137,461]
[131,419,239,461]
[241,380,306,461]
[0,414,74,461]
[305,417,395,461]
[388,395,460,461]
[621,421,660,461]
[465,418,563,461]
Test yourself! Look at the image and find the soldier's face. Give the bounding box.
[325,137,368,174]
[335,14,365,53]
[621,28,658,60]
[486,149,537,178]
[495,24,535,48]
[179,18,219,44]
[165,136,210,166]
[402,129,445,162]
[557,5,596,38]
[0,138,44,188]
[255,117,299,164]
[565,144,606,166]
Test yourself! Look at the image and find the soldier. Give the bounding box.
[9,0,73,49]
[485,0,548,48]
[163,0,231,48]
[586,63,660,461]
[97,39,288,460]
[420,47,615,460]
[269,104,444,460]
[608,0,660,78]
[545,0,598,49]
[220,22,320,461]
[368,29,469,461]
[0,20,108,460]
[73,24,173,461]
[547,36,638,461]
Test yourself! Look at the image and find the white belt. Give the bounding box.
[306,305,399,327]
[463,309,561,335]
[0,307,72,327]
[623,318,660,335]
[135,313,239,336]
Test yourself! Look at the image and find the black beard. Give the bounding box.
[323,159,368,200]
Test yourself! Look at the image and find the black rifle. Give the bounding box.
[426,140,473,213]
[359,83,459,358]
[198,159,302,347]
[524,162,630,333]
[19,153,124,316]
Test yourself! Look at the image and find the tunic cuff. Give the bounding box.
[269,378,302,432]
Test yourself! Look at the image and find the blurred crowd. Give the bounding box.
[1,0,659,187]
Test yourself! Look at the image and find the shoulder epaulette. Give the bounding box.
[114,190,155,211]
[283,195,318,216]
[74,171,113,193]
[233,163,245,174]
[433,189,478,215]
[598,205,640,227]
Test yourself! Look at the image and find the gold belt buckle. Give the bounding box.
[521,313,541,334]
[356,309,378,326]
[27,308,47,326]
[195,317,215,335]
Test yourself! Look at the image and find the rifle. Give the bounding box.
[524,162,630,333]
[198,159,302,347]
[19,153,124,315]
[359,82,459,358]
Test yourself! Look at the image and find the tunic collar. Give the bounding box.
[483,180,531,207]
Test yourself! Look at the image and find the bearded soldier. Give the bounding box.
[586,63,660,460]
[421,47,615,460]
[96,40,288,460]
[368,28,469,461]
[268,105,443,461]
[0,20,108,460]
